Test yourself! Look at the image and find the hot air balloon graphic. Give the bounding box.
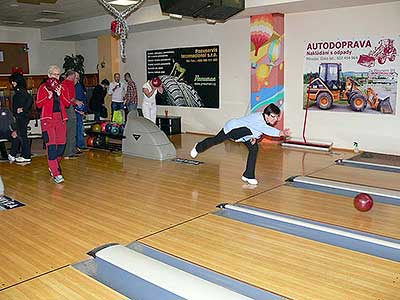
[268,37,281,66]
[251,15,273,57]
[256,64,271,89]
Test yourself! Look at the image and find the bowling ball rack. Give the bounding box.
[86,121,124,152]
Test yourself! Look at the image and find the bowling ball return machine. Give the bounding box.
[122,112,176,160]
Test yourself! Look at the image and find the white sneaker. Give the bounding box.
[190,143,198,158]
[241,176,258,185]
[53,175,64,184]
[16,157,31,163]
[8,154,16,162]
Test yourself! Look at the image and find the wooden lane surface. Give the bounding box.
[242,185,400,239]
[0,267,124,300]
[310,165,400,191]
[180,134,354,182]
[0,134,351,289]
[0,153,278,289]
[142,214,400,300]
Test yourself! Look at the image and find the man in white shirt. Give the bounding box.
[108,73,126,117]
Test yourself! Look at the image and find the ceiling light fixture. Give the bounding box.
[169,13,183,20]
[108,0,139,6]
[41,10,65,15]
[34,18,60,23]
[3,20,24,25]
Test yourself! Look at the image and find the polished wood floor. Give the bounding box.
[142,214,399,300]
[2,133,397,299]
[310,165,400,191]
[0,267,124,300]
[242,185,400,239]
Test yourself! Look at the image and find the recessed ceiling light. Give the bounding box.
[108,0,139,6]
[34,18,60,23]
[41,10,65,15]
[3,20,24,25]
[169,13,182,20]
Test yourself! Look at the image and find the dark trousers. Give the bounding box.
[111,102,124,120]
[64,106,77,157]
[16,116,31,159]
[0,131,20,158]
[196,127,259,179]
[0,142,6,158]
[94,111,101,122]
[76,113,85,149]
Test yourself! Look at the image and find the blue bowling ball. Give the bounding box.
[110,124,120,135]
[105,123,112,133]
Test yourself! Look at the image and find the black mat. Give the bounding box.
[173,158,204,165]
[350,152,400,167]
[0,195,25,211]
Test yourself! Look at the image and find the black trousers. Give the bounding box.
[0,131,20,158]
[0,142,7,158]
[196,127,259,179]
[16,116,31,159]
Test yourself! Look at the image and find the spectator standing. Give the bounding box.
[123,72,138,115]
[62,70,79,159]
[9,72,33,163]
[108,73,125,119]
[89,79,109,121]
[74,72,89,151]
[0,104,20,162]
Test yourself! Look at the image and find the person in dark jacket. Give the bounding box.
[0,104,20,162]
[9,72,33,163]
[89,79,109,121]
[74,72,89,151]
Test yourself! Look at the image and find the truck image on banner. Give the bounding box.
[303,36,399,115]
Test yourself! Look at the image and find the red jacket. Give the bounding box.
[36,80,74,121]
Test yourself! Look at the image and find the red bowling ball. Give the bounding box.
[101,122,107,133]
[46,77,60,91]
[151,77,162,87]
[353,193,374,212]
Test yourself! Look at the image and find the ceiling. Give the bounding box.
[0,0,398,31]
[0,0,159,28]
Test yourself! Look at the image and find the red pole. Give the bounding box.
[303,75,312,143]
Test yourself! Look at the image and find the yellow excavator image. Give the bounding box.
[307,63,393,113]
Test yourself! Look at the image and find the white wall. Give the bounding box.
[0,26,76,75]
[75,39,98,74]
[285,2,400,154]
[121,18,250,134]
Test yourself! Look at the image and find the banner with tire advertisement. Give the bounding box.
[146,46,219,108]
[303,36,399,114]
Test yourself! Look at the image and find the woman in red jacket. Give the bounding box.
[36,66,74,184]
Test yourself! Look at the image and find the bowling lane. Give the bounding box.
[310,165,400,191]
[142,214,400,300]
[0,267,124,300]
[241,185,400,240]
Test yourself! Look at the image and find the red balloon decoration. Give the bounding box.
[111,20,118,34]
[11,66,24,74]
